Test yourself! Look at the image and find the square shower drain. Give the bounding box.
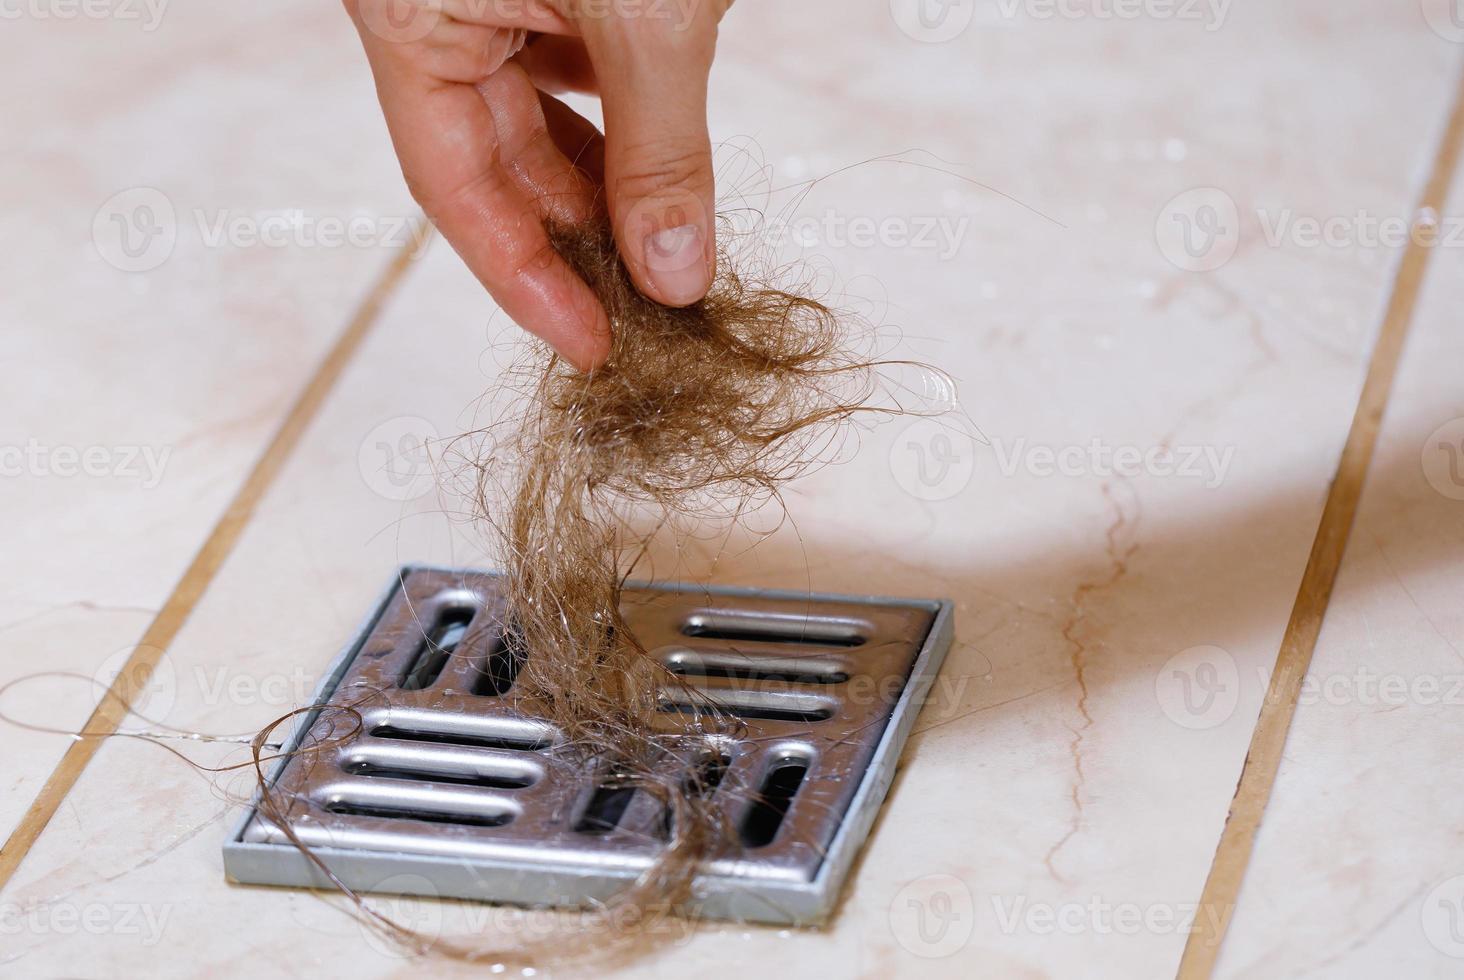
[223,565,954,925]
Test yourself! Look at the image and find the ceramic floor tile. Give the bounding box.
[0,3,415,840]
[1214,90,1464,980]
[2,3,1460,978]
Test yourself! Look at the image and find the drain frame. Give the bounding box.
[223,565,954,926]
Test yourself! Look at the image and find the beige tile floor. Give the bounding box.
[3,2,1463,977]
[1215,112,1464,978]
[0,0,415,838]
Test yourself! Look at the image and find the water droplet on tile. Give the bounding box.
[1163,138,1188,162]
[1135,280,1158,299]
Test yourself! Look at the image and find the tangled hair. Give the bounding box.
[461,214,924,963]
[492,219,884,740]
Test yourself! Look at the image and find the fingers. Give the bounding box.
[517,34,599,95]
[475,63,598,225]
[575,11,721,306]
[348,0,574,46]
[358,47,611,369]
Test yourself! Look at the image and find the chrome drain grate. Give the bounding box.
[224,566,954,925]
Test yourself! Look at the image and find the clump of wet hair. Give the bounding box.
[458,216,904,957]
[490,217,884,741]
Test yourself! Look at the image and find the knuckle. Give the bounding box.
[612,144,711,202]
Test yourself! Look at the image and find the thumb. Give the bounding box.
[579,15,719,307]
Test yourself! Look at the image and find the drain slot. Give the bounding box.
[344,762,533,789]
[343,744,541,789]
[400,605,476,691]
[660,751,731,838]
[662,648,850,684]
[740,756,809,847]
[371,725,552,751]
[325,801,512,828]
[682,611,867,647]
[688,752,730,795]
[575,772,638,834]
[368,708,558,752]
[659,689,836,723]
[319,782,518,828]
[471,630,526,696]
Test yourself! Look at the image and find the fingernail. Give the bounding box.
[642,223,709,305]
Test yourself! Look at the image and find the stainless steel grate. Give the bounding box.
[223,565,954,925]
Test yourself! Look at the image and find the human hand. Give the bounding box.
[343,0,731,370]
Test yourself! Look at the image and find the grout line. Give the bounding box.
[1177,65,1464,979]
[0,225,433,893]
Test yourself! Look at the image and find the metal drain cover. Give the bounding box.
[223,566,954,925]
